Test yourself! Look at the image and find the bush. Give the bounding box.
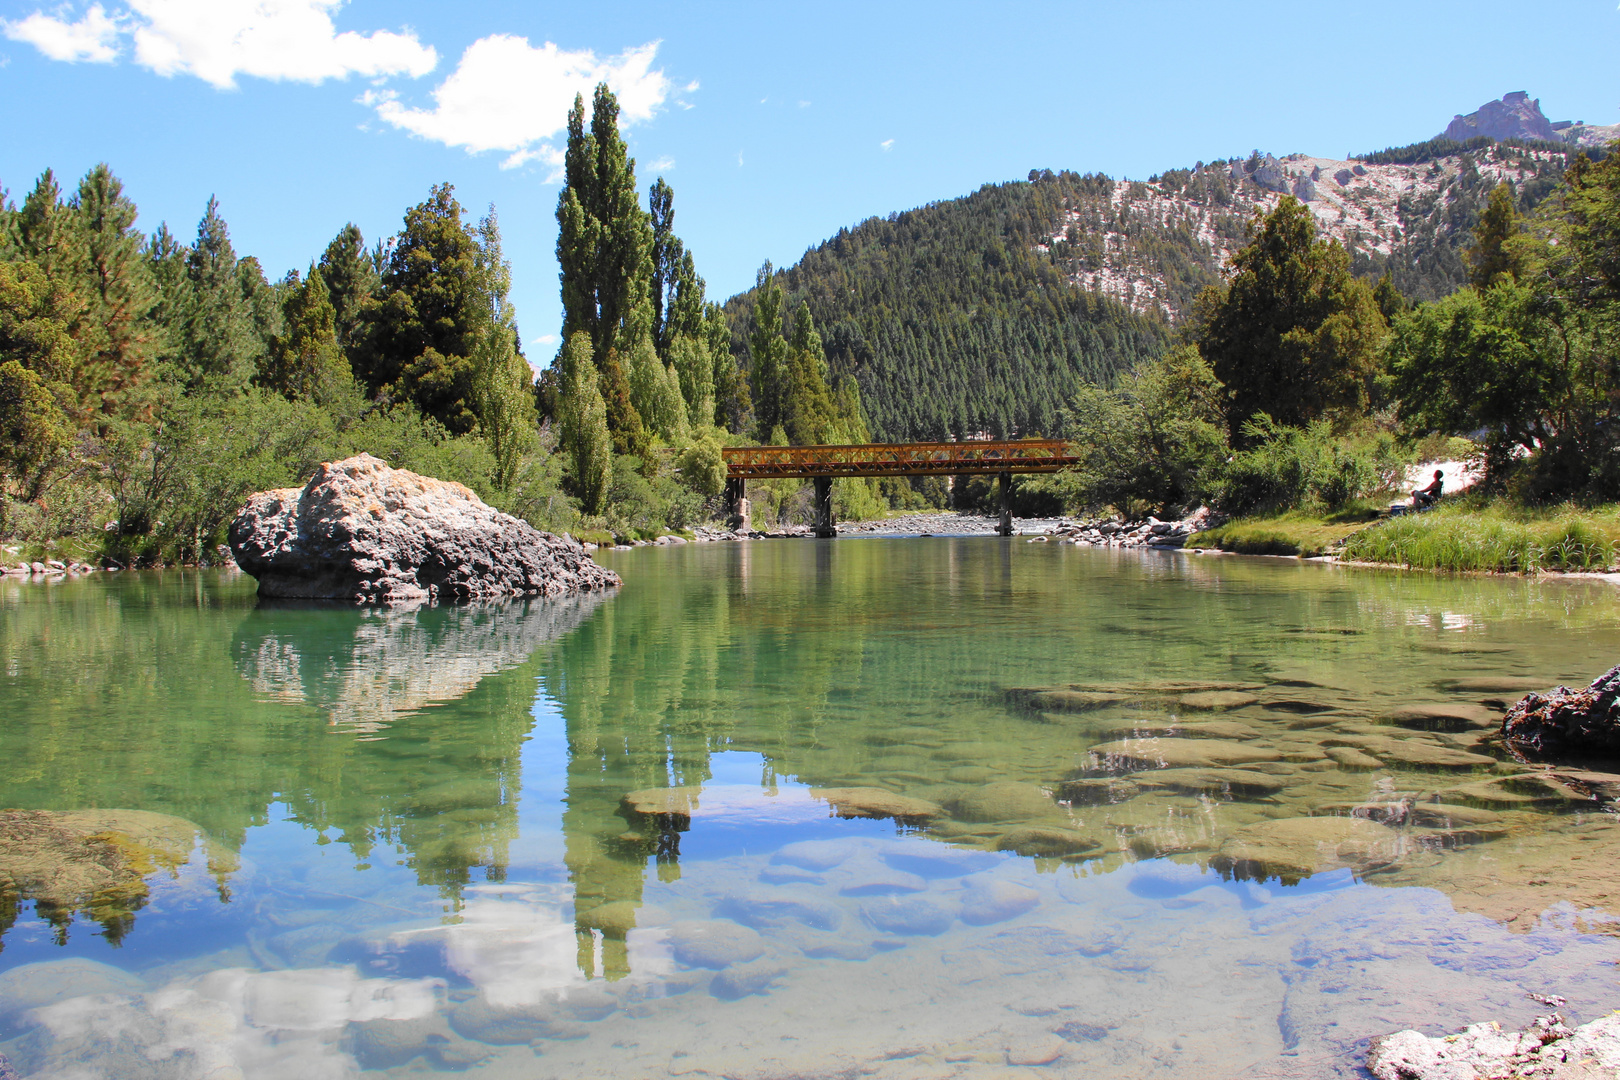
[1214,418,1405,516]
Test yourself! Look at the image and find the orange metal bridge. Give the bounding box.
[720,440,1079,536]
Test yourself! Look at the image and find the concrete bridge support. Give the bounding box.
[812,476,836,538]
[996,471,1013,536]
[725,478,749,531]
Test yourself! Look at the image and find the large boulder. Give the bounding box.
[229,454,619,604]
[1369,1011,1620,1080]
[1501,665,1620,760]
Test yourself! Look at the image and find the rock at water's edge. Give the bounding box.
[1368,1012,1620,1080]
[229,454,619,604]
[1501,665,1620,760]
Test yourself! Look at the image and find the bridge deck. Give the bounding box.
[722,440,1079,480]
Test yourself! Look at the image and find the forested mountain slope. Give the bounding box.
[727,133,1593,442]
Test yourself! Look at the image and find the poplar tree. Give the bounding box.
[748,262,787,441]
[555,84,655,451]
[557,332,612,513]
[470,206,538,492]
[781,302,837,445]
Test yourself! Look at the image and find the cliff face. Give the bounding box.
[1041,142,1572,316]
[1444,90,1620,151]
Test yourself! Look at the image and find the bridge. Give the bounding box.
[721,440,1080,537]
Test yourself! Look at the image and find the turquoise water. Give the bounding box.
[3,541,1620,1078]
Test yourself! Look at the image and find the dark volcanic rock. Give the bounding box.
[1501,665,1620,760]
[229,454,619,604]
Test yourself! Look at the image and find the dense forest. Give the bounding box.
[723,173,1171,441]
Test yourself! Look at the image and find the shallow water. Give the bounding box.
[3,542,1620,1079]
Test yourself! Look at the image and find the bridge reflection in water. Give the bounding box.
[721,440,1080,536]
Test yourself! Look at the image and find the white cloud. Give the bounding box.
[648,155,674,172]
[369,35,672,178]
[880,138,894,151]
[3,0,436,87]
[2,4,120,63]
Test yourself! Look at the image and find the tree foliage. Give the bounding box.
[1197,197,1386,442]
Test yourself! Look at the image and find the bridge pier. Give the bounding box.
[812,476,836,538]
[724,478,749,531]
[996,471,1013,536]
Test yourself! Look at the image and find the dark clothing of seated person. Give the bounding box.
[1413,470,1444,509]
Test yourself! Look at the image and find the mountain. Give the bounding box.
[1444,90,1620,151]
[725,97,1609,442]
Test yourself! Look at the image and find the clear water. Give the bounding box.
[4,542,1620,1079]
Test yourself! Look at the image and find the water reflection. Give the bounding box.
[0,578,607,946]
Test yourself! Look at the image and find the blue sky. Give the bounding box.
[4,1,1618,358]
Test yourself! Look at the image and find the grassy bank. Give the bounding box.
[1192,498,1620,572]
[1340,500,1620,572]
[1188,506,1385,557]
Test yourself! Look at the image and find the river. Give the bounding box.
[2,540,1619,1078]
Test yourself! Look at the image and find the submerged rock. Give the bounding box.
[1502,665,1620,760]
[0,809,230,951]
[1213,816,1402,882]
[1126,767,1291,798]
[1087,737,1283,771]
[811,787,943,823]
[620,787,701,830]
[995,827,1099,857]
[1368,1011,1620,1080]
[1178,691,1259,711]
[941,781,1057,823]
[229,454,620,604]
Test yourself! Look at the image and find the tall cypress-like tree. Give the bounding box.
[555,84,655,451]
[1468,182,1528,289]
[649,176,681,359]
[557,332,612,513]
[470,206,538,492]
[1196,196,1386,442]
[748,262,788,441]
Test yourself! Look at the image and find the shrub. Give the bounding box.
[1214,418,1405,516]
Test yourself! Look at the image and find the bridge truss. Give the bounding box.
[719,440,1079,536]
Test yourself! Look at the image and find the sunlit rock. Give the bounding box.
[1214,816,1402,883]
[229,453,619,604]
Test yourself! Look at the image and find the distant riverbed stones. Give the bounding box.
[229,454,619,604]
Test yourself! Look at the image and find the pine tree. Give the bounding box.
[470,206,538,492]
[14,170,73,278]
[1468,182,1529,289]
[176,196,255,389]
[354,182,482,432]
[1196,196,1386,441]
[262,266,346,402]
[557,332,611,514]
[318,223,377,352]
[70,164,154,418]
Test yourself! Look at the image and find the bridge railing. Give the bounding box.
[721,440,1079,479]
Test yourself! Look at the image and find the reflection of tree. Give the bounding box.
[0,574,606,946]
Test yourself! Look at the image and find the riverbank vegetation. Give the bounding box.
[1,77,1616,566]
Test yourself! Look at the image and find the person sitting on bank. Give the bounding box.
[1412,469,1444,509]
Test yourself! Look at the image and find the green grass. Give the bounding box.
[1341,501,1620,572]
[1188,505,1385,557]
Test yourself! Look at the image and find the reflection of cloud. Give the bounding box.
[392,883,670,1006]
[23,966,439,1078]
[234,593,610,733]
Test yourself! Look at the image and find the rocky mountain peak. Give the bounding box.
[1443,90,1560,142]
